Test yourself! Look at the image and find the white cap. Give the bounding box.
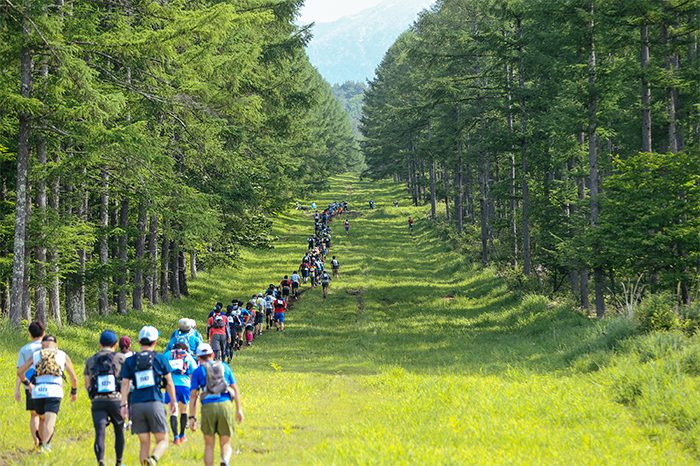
[138,325,159,343]
[196,343,214,357]
[178,318,192,331]
[258,292,263,297]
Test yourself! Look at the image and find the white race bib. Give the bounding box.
[97,374,116,393]
[169,359,184,371]
[135,370,156,389]
[32,383,63,399]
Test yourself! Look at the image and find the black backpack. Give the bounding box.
[89,352,118,398]
[133,351,163,390]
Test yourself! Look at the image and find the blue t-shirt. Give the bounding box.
[165,329,202,354]
[190,362,236,405]
[120,352,171,404]
[163,350,197,387]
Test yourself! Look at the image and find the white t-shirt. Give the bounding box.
[17,340,41,368]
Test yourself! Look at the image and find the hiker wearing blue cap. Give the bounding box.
[84,330,126,466]
[119,326,177,466]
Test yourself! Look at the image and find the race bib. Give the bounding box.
[169,359,184,372]
[97,375,116,393]
[32,383,63,399]
[135,370,156,389]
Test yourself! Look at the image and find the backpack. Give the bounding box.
[332,259,339,268]
[133,351,160,390]
[213,315,225,329]
[35,349,62,377]
[90,352,118,398]
[201,361,232,400]
[169,349,189,376]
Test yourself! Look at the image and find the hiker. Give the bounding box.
[188,343,243,466]
[393,200,399,208]
[243,302,255,346]
[369,200,374,209]
[321,270,332,298]
[264,293,275,330]
[280,275,292,299]
[119,326,178,466]
[17,334,79,453]
[308,236,315,250]
[84,330,126,466]
[300,262,310,284]
[254,297,265,337]
[166,318,203,354]
[15,320,45,449]
[331,256,340,278]
[408,216,414,232]
[163,341,198,445]
[344,219,350,234]
[226,307,243,356]
[291,271,301,298]
[274,297,287,332]
[207,307,230,361]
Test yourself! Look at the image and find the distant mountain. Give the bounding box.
[306,0,435,84]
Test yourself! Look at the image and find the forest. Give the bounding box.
[362,0,700,320]
[0,0,358,327]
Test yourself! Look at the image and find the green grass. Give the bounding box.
[1,174,698,465]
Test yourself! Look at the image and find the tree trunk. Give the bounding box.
[478,153,490,266]
[34,137,47,325]
[641,23,653,152]
[98,171,110,314]
[133,200,147,310]
[588,2,605,318]
[117,198,129,314]
[48,166,61,325]
[429,160,437,219]
[178,250,188,296]
[146,213,159,304]
[506,63,518,268]
[517,17,532,276]
[662,23,681,153]
[170,240,180,300]
[454,153,464,233]
[443,164,450,220]
[160,230,170,303]
[189,251,197,279]
[9,25,33,327]
[21,189,32,322]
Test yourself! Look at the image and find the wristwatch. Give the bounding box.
[22,379,30,387]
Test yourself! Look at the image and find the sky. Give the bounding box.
[299,0,385,24]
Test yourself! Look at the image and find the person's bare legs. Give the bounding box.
[40,412,57,446]
[204,435,216,466]
[152,432,169,460]
[138,433,151,463]
[219,435,232,465]
[30,411,40,446]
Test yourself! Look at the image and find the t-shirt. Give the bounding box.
[120,351,171,404]
[163,350,197,387]
[208,314,228,338]
[189,362,236,405]
[274,300,286,313]
[17,340,42,368]
[291,274,300,284]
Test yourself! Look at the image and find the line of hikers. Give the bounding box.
[13,201,347,466]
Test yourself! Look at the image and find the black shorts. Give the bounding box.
[25,389,36,411]
[233,325,243,334]
[254,314,263,325]
[322,282,330,288]
[34,397,62,415]
[292,282,299,289]
[282,287,290,296]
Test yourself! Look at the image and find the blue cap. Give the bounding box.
[99,330,118,347]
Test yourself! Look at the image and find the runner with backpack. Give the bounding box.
[207,307,230,361]
[163,341,198,445]
[188,343,244,466]
[166,318,203,355]
[274,297,287,332]
[17,334,79,453]
[331,256,340,278]
[291,271,301,298]
[344,219,350,235]
[119,326,178,466]
[321,271,332,299]
[84,330,126,466]
[15,320,45,449]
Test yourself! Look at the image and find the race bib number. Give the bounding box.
[97,375,116,393]
[169,359,184,372]
[32,383,63,399]
[135,370,156,389]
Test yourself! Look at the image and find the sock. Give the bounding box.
[169,415,178,437]
[179,413,187,436]
[150,455,159,464]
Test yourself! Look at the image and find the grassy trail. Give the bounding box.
[0,174,694,465]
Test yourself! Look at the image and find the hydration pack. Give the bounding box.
[35,349,62,377]
[90,352,118,398]
[213,315,225,329]
[201,361,233,400]
[169,349,189,376]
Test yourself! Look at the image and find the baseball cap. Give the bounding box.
[99,330,118,347]
[138,325,159,343]
[196,343,214,357]
[178,318,192,331]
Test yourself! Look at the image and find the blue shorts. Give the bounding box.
[164,385,191,405]
[274,313,285,323]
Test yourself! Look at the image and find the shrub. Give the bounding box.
[679,302,700,336]
[636,293,680,333]
[627,331,687,363]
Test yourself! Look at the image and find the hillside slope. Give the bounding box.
[0,175,695,465]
